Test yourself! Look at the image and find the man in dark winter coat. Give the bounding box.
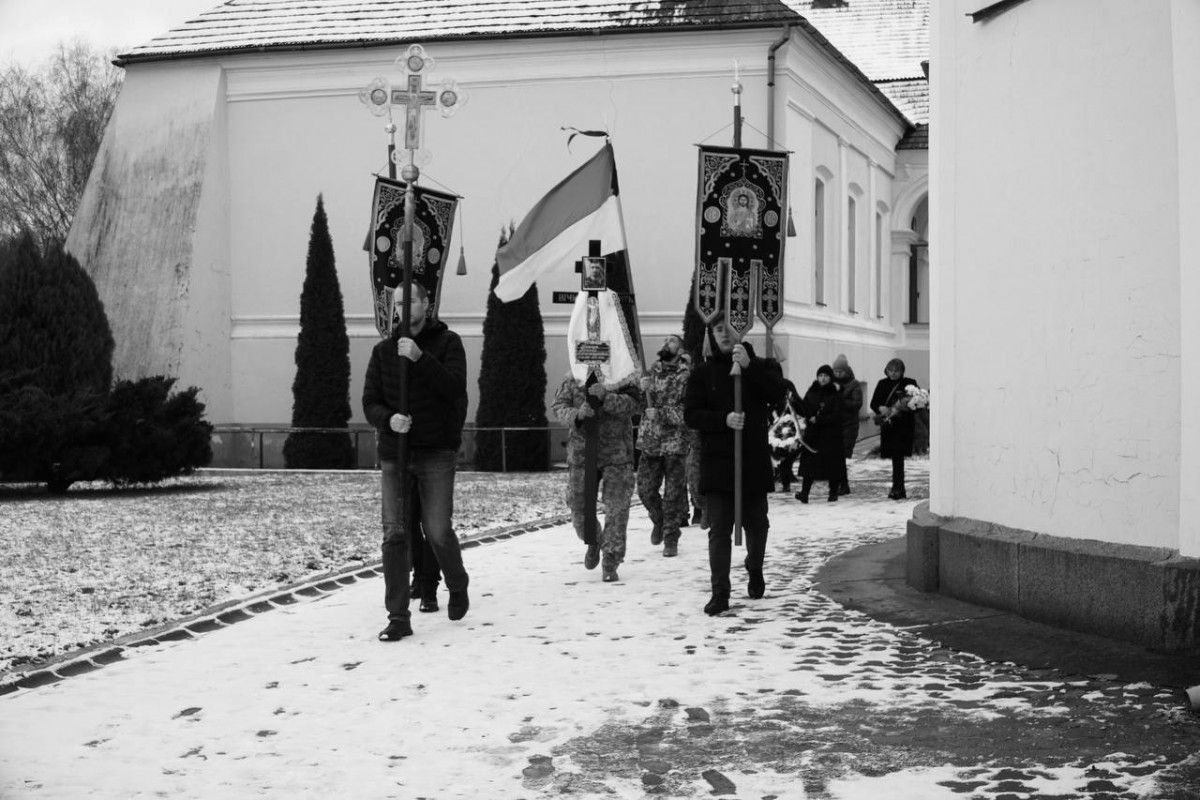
[363,283,470,641]
[684,316,785,615]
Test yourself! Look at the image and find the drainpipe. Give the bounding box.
[766,26,793,151]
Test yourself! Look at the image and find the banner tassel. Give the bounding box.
[786,206,797,238]
[455,201,467,275]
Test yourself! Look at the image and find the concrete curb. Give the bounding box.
[813,536,1200,691]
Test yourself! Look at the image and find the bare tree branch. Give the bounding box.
[0,41,121,249]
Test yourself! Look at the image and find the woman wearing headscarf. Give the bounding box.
[870,357,920,499]
[794,365,844,503]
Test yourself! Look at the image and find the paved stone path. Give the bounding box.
[1,458,1198,799]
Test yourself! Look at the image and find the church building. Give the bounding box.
[917,0,1198,653]
[65,0,930,431]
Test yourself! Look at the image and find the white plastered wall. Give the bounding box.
[931,0,1184,550]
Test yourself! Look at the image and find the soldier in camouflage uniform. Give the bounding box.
[636,334,692,557]
[552,373,642,582]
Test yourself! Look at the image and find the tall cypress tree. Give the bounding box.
[681,268,707,363]
[283,195,354,469]
[474,228,549,471]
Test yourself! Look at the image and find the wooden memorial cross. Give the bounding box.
[575,240,611,546]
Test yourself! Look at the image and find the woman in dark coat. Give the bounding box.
[831,353,863,495]
[870,357,920,499]
[794,365,844,503]
[684,318,784,616]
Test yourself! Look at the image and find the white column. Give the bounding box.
[929,1,956,516]
[837,136,849,313]
[1174,0,1200,556]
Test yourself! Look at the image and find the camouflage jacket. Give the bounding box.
[636,358,691,456]
[552,373,642,468]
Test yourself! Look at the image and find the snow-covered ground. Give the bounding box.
[2,458,1196,798]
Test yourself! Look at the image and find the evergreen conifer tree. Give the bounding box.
[681,269,707,363]
[0,232,113,490]
[0,232,113,395]
[283,195,354,469]
[474,228,549,471]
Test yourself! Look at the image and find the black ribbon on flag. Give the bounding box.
[368,176,459,337]
[693,145,789,337]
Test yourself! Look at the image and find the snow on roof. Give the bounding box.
[876,77,928,125]
[116,0,805,64]
[116,0,923,129]
[784,0,929,81]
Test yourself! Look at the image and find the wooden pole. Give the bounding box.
[395,157,418,542]
[731,61,744,546]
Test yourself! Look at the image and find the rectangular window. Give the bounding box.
[847,197,857,314]
[874,211,884,318]
[814,181,825,305]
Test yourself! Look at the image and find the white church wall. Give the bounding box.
[931,0,1184,550]
[208,28,911,426]
[1173,0,1200,558]
[67,60,235,421]
[73,24,920,437]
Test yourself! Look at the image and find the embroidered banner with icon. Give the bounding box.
[693,145,789,336]
[368,177,459,337]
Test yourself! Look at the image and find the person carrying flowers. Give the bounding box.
[870,357,921,499]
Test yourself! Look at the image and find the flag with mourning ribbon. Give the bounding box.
[694,145,789,336]
[493,142,626,303]
[368,176,459,337]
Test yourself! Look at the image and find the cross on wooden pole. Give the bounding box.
[358,43,467,557]
[576,240,610,547]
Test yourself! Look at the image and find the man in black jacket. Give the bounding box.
[684,316,784,616]
[363,283,470,641]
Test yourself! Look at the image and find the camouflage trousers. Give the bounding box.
[566,462,634,566]
[636,452,688,545]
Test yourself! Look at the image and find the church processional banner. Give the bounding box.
[694,145,789,337]
[369,176,459,337]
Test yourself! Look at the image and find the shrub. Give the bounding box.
[283,194,354,469]
[103,376,213,486]
[475,228,549,471]
[0,373,110,492]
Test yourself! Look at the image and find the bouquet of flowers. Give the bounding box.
[903,385,930,410]
[874,386,930,425]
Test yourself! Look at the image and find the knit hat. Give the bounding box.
[816,364,834,379]
[885,357,906,375]
[832,353,849,371]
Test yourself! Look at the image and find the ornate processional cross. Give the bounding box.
[359,44,467,170]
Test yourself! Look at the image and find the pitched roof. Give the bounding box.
[876,77,928,124]
[116,0,805,64]
[784,0,928,81]
[115,0,921,130]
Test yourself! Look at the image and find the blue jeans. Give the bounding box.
[381,450,468,621]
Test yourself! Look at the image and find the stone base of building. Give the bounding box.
[907,501,1200,654]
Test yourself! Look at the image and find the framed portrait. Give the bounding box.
[581,256,607,291]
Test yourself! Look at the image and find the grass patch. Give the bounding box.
[0,469,566,674]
